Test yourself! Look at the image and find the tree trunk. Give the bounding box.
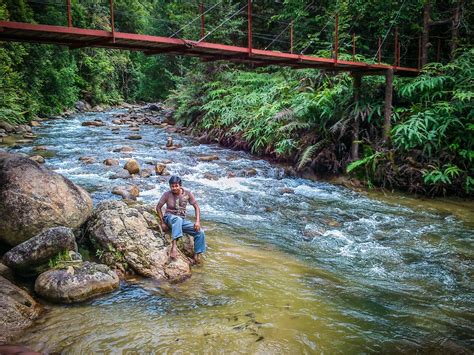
[351,74,362,161]
[421,1,431,67]
[450,1,462,59]
[383,69,394,144]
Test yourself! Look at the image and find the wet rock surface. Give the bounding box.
[86,201,190,282]
[0,275,42,344]
[35,261,119,303]
[0,152,93,246]
[2,227,78,275]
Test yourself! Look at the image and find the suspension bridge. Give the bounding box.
[0,0,421,77]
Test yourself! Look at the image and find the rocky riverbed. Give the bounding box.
[0,104,472,353]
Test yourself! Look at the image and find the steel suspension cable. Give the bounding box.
[170,0,224,38]
[372,0,408,62]
[194,3,247,44]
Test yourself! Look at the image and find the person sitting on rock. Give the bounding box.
[156,175,206,264]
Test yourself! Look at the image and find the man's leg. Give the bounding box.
[165,215,184,259]
[182,219,206,263]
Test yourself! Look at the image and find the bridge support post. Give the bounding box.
[109,0,115,42]
[290,20,294,54]
[351,74,362,161]
[383,68,394,143]
[67,0,72,27]
[200,2,205,39]
[334,13,339,64]
[247,0,252,55]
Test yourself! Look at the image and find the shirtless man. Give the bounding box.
[156,176,206,264]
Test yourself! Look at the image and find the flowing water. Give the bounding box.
[5,109,473,353]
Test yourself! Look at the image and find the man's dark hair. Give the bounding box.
[169,175,182,186]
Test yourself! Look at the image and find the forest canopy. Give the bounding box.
[0,0,472,196]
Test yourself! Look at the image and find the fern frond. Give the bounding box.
[297,140,327,170]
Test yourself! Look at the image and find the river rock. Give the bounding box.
[103,158,119,166]
[129,127,140,132]
[113,146,134,153]
[198,134,211,144]
[155,163,167,175]
[0,275,42,344]
[0,152,93,246]
[29,155,45,164]
[198,155,219,162]
[33,145,48,151]
[29,120,41,127]
[203,172,219,180]
[303,224,324,240]
[112,185,140,201]
[0,121,15,133]
[0,263,14,282]
[124,159,140,174]
[2,227,78,275]
[79,156,96,164]
[34,261,119,304]
[15,125,32,134]
[166,136,173,147]
[82,121,105,127]
[86,201,191,281]
[23,133,37,139]
[144,103,161,111]
[75,100,86,111]
[279,187,295,194]
[140,168,153,178]
[243,168,257,177]
[109,170,131,180]
[126,134,142,140]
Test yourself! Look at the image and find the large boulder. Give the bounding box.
[0,275,42,344]
[35,262,119,303]
[86,201,190,281]
[3,227,78,275]
[0,152,93,246]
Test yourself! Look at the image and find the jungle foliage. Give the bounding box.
[0,0,472,196]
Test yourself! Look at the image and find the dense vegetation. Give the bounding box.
[0,0,472,196]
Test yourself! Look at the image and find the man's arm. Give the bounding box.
[156,194,168,231]
[191,202,201,231]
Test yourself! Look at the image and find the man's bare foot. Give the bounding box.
[170,245,178,259]
[192,253,202,265]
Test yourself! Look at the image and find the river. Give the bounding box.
[5,109,473,353]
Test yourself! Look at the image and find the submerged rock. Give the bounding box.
[79,156,96,164]
[126,134,142,140]
[198,155,219,162]
[0,152,93,246]
[0,275,42,344]
[3,227,78,275]
[35,261,119,303]
[113,146,134,153]
[81,121,104,127]
[140,168,153,178]
[86,201,190,281]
